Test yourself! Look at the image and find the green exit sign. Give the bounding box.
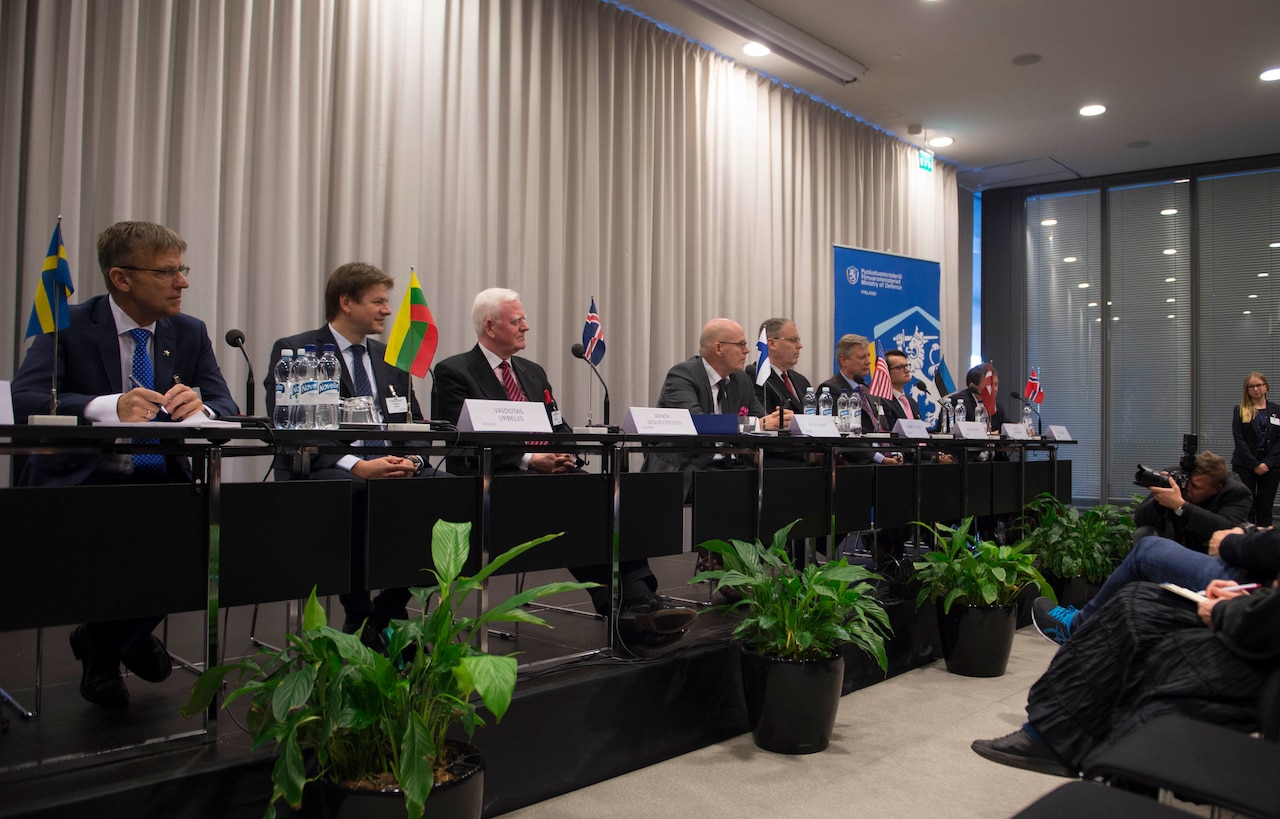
[918,149,934,172]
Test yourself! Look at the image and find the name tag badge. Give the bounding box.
[1269,416,1280,426]
[385,396,409,416]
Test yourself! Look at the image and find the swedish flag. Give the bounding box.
[24,222,75,338]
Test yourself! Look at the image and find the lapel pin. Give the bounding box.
[163,349,171,357]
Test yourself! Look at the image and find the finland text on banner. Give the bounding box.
[384,271,439,378]
[25,222,75,339]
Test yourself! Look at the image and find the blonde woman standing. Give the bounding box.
[1231,372,1280,526]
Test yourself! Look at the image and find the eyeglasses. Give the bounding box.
[120,265,191,279]
[889,364,910,372]
[496,315,529,327]
[720,340,749,349]
[1249,383,1267,389]
[770,336,802,344]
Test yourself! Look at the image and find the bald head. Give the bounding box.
[699,318,749,378]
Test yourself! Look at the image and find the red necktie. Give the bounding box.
[498,361,526,402]
[781,371,798,400]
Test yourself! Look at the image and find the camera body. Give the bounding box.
[1133,434,1198,491]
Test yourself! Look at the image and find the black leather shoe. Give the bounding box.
[121,635,172,683]
[619,595,698,635]
[971,729,1078,778]
[69,625,129,709]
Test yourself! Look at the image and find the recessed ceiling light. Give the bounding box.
[1080,104,1107,117]
[1163,248,1177,255]
[1064,256,1078,262]
[1261,68,1280,82]
[1165,277,1176,282]
[1095,318,1102,322]
[929,136,954,148]
[1107,301,1113,305]
[1166,298,1175,303]
[1167,314,1176,319]
[1161,209,1178,216]
[1077,282,1089,289]
[1175,178,1190,184]
[743,42,771,57]
[1249,294,1259,299]
[1244,310,1253,315]
[1041,219,1058,226]
[1112,316,1120,321]
[1271,242,1280,248]
[1260,273,1271,278]
[1087,302,1098,307]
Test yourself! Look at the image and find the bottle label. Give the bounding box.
[318,379,340,398]
[300,381,319,402]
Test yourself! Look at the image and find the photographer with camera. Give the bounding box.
[1132,450,1252,553]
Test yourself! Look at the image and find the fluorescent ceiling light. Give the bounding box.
[743,41,771,56]
[1079,104,1107,116]
[678,0,868,84]
[1262,68,1280,82]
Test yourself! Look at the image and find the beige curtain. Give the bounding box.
[2,0,959,479]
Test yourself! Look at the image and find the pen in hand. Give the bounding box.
[127,374,170,414]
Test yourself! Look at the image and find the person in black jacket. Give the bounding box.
[1032,525,1280,645]
[1231,371,1280,526]
[1132,450,1252,553]
[973,576,1280,777]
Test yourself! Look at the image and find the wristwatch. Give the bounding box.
[1173,502,1186,516]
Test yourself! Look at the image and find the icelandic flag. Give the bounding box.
[25,222,75,339]
[1025,368,1045,404]
[581,297,605,365]
[755,327,770,387]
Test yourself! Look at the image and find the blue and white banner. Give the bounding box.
[833,245,945,426]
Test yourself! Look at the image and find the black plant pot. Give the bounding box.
[317,742,484,819]
[936,602,1016,678]
[741,649,845,754]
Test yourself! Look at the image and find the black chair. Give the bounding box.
[1010,781,1195,819]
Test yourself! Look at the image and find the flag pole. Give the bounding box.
[404,268,416,424]
[49,215,63,415]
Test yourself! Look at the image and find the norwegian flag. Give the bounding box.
[1025,367,1045,404]
[581,297,605,365]
[869,341,893,399]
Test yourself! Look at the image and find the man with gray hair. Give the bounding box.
[433,287,697,648]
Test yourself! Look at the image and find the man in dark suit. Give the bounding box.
[266,263,439,650]
[883,348,954,464]
[433,288,696,648]
[818,333,902,466]
[11,220,239,708]
[744,317,803,432]
[946,362,1009,435]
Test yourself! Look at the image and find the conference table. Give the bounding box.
[0,422,1070,756]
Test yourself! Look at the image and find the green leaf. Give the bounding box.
[431,519,470,586]
[460,653,518,721]
[271,665,317,720]
[398,712,435,819]
[274,730,306,808]
[301,587,326,631]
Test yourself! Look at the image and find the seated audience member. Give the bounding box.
[433,287,697,648]
[11,220,239,708]
[818,334,901,465]
[265,262,435,652]
[973,577,1278,776]
[1033,525,1280,645]
[744,317,803,432]
[1132,450,1251,553]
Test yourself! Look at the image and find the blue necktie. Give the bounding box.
[350,344,374,397]
[129,328,166,476]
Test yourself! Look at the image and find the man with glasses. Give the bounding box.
[433,288,698,649]
[884,348,954,464]
[819,334,902,465]
[745,317,805,432]
[11,220,238,708]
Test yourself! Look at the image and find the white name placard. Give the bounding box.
[1046,424,1073,441]
[0,381,12,425]
[622,406,697,435]
[954,420,990,439]
[1001,422,1031,440]
[457,399,552,433]
[892,418,932,439]
[789,414,842,438]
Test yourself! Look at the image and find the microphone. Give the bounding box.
[1010,390,1041,415]
[224,328,255,416]
[570,343,612,428]
[912,379,929,393]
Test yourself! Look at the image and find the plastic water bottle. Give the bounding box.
[803,386,816,415]
[849,390,862,435]
[836,390,851,433]
[1022,404,1036,437]
[944,399,955,433]
[291,344,319,429]
[954,398,967,425]
[975,401,989,432]
[818,386,833,416]
[315,344,342,430]
[272,350,295,429]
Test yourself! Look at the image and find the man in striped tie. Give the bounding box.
[433,288,698,651]
[11,221,239,708]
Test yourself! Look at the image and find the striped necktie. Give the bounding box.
[129,328,167,476]
[499,361,526,402]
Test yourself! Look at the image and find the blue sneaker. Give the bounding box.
[1032,597,1078,646]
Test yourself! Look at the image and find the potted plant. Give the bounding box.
[182,519,596,819]
[691,520,892,754]
[913,516,1054,677]
[1018,493,1136,607]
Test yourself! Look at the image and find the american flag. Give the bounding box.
[1025,367,1044,404]
[581,297,605,365]
[869,341,893,399]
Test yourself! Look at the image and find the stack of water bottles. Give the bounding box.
[272,344,342,430]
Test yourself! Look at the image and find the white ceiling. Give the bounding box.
[615,0,1280,190]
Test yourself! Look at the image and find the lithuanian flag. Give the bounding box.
[384,270,438,378]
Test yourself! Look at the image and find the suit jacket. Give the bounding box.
[817,373,895,465]
[745,362,811,418]
[644,357,766,486]
[431,344,569,474]
[1231,402,1280,472]
[945,386,1010,461]
[12,294,239,486]
[265,325,424,475]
